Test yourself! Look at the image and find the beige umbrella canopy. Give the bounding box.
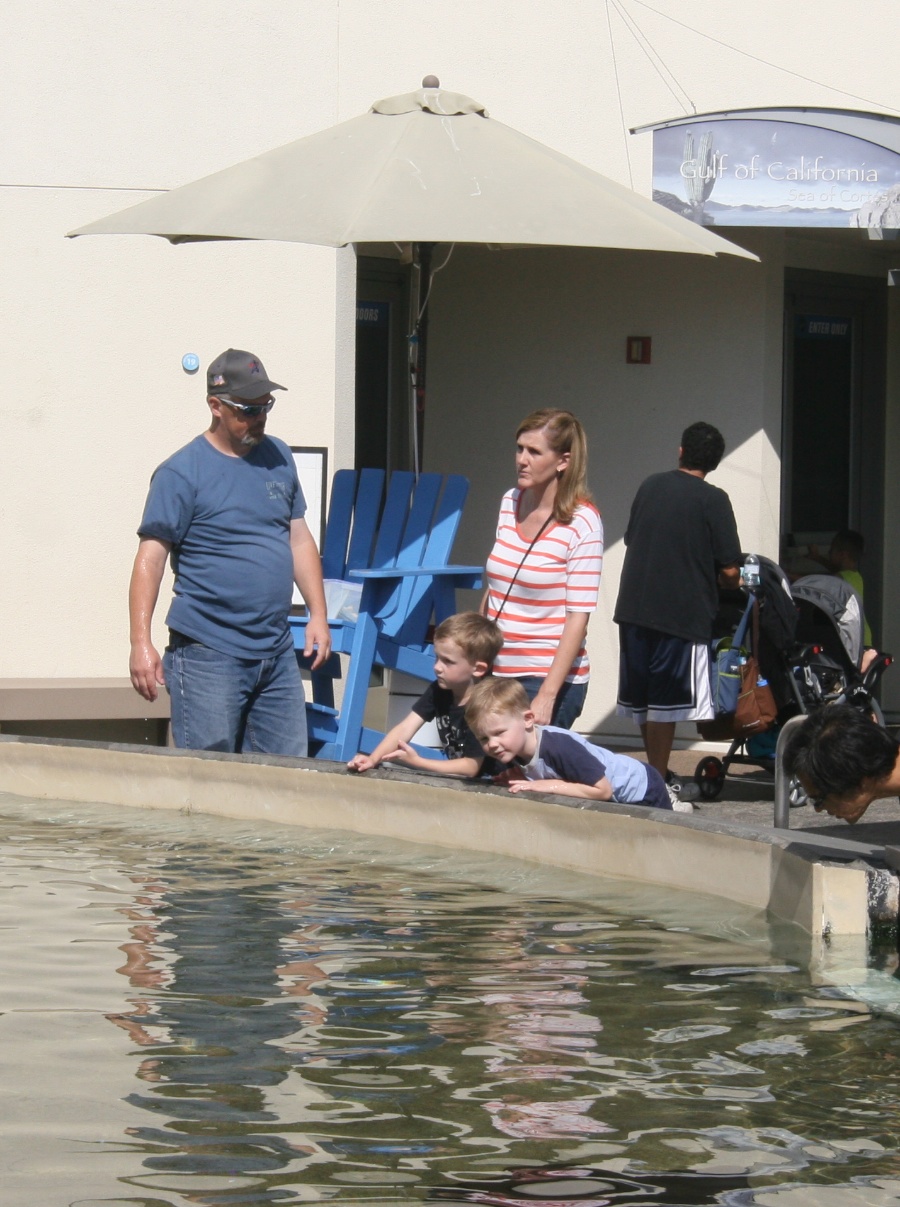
[70,78,756,468]
[69,78,755,257]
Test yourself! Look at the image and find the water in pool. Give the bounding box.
[1,793,899,1207]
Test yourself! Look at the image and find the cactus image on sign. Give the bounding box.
[682,130,717,222]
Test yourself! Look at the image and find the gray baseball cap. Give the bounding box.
[206,348,286,399]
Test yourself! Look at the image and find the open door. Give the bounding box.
[355,256,413,472]
[782,269,886,641]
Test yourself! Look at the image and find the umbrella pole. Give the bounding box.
[408,241,434,478]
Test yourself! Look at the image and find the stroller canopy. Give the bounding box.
[791,574,865,669]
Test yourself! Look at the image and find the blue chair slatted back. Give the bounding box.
[320,468,385,581]
[295,467,479,760]
[370,471,416,567]
[380,474,471,646]
[423,474,470,564]
[366,474,442,638]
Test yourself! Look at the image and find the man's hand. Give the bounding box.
[717,563,741,590]
[303,614,333,669]
[130,640,165,702]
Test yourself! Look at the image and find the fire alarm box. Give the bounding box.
[626,336,652,364]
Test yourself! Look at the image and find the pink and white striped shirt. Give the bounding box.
[485,489,604,683]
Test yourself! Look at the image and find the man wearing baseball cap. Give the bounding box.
[128,348,331,756]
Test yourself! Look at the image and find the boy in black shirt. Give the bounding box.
[347,612,502,777]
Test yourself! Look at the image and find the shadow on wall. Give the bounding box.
[421,243,770,739]
[423,243,768,572]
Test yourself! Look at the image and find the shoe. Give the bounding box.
[665,771,701,803]
[671,796,695,814]
[666,784,694,812]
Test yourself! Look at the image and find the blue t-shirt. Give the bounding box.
[138,434,306,658]
[523,726,671,809]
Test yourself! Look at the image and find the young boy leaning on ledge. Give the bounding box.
[464,678,691,812]
[348,612,503,779]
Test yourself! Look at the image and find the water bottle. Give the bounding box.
[742,553,760,590]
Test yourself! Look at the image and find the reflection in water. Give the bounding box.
[1,800,899,1206]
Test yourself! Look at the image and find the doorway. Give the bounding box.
[355,256,412,472]
[782,269,886,641]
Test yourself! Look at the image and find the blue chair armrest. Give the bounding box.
[288,615,355,650]
[349,564,483,581]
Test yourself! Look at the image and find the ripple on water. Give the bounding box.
[0,793,899,1207]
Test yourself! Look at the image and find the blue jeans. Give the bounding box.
[515,676,588,729]
[163,637,308,756]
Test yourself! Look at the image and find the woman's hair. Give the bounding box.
[464,677,531,733]
[783,705,899,799]
[516,409,593,524]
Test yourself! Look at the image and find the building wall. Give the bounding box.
[2,2,346,677]
[424,225,900,735]
[423,240,775,736]
[4,0,900,724]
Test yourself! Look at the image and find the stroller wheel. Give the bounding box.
[695,756,725,800]
[788,777,809,809]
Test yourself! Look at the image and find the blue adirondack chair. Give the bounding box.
[289,469,482,761]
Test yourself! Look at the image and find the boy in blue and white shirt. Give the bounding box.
[465,678,688,811]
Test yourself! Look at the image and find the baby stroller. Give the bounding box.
[692,561,891,800]
[789,574,888,718]
[692,556,798,799]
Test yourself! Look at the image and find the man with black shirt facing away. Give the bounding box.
[614,422,742,803]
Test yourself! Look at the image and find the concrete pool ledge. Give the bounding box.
[0,734,895,943]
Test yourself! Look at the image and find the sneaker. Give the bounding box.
[665,771,701,803]
[670,795,695,814]
[666,785,694,812]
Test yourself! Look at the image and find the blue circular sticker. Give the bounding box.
[182,352,200,374]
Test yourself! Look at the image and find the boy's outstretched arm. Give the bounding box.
[347,713,424,772]
[383,743,484,778]
[506,776,613,800]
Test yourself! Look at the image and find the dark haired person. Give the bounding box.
[808,528,873,648]
[614,422,742,802]
[783,705,900,824]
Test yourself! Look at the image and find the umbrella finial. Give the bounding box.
[422,75,440,89]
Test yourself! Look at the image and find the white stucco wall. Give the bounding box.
[424,222,899,736]
[422,240,775,735]
[2,2,346,677]
[4,0,900,709]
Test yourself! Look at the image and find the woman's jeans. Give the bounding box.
[515,676,587,729]
[163,635,308,756]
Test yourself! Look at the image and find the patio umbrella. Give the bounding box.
[69,77,757,466]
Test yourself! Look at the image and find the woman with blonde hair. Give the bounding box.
[483,409,603,727]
